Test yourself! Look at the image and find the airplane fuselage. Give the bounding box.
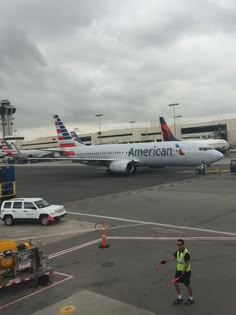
[72,141,223,167]
[54,114,224,174]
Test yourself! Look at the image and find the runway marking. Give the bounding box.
[68,211,236,236]
[108,236,236,241]
[0,272,73,310]
[0,239,102,310]
[95,223,144,230]
[48,238,101,259]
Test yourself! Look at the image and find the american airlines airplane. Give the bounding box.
[0,138,61,160]
[160,117,230,154]
[0,139,18,157]
[54,115,223,174]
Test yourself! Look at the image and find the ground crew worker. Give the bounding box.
[201,161,206,175]
[160,239,194,305]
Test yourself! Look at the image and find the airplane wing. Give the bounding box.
[40,148,64,153]
[28,157,140,167]
[72,157,140,167]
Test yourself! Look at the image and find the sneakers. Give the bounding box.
[173,298,183,305]
[184,298,194,305]
[173,298,194,305]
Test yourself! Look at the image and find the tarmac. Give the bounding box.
[1,155,236,315]
[0,218,95,245]
[31,290,155,315]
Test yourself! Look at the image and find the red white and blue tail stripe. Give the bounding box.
[53,115,76,157]
[0,138,18,156]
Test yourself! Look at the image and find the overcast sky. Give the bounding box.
[0,0,236,139]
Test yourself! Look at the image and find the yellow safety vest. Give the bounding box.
[176,248,191,271]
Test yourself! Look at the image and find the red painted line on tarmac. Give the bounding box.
[0,239,102,309]
[0,272,73,310]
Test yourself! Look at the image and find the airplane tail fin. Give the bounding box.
[53,115,77,157]
[0,138,18,156]
[159,117,179,141]
[70,131,85,145]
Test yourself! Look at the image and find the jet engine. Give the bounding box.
[109,160,136,174]
[53,152,61,158]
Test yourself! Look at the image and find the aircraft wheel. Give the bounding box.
[106,169,112,175]
[195,168,201,175]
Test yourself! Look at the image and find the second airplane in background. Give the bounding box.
[160,117,230,154]
[54,115,223,174]
[0,138,61,160]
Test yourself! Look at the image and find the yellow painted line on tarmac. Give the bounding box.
[206,169,230,173]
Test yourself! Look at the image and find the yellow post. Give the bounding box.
[13,181,16,196]
[59,305,77,315]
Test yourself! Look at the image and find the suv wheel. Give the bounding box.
[40,215,49,226]
[4,215,14,226]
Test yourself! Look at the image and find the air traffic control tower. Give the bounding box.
[0,100,16,137]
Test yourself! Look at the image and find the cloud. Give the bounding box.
[0,0,236,139]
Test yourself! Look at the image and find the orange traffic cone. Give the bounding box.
[99,219,110,248]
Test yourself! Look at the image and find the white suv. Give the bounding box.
[0,198,67,226]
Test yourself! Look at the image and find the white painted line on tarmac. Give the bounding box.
[0,239,103,310]
[106,223,145,230]
[48,238,101,259]
[68,211,236,236]
[108,236,236,241]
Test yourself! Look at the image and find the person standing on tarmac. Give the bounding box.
[160,239,194,305]
[201,161,206,175]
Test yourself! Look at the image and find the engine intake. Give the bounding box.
[109,160,135,174]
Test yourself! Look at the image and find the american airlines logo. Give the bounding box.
[128,147,173,157]
[175,144,185,155]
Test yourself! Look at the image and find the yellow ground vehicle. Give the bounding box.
[0,239,53,288]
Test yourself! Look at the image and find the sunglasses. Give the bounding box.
[177,243,184,246]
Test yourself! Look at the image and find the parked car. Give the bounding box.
[230,159,236,173]
[0,198,67,226]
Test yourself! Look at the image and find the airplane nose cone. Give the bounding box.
[213,150,224,162]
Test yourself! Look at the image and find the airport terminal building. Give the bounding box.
[20,117,236,150]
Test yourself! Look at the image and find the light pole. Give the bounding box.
[174,115,182,138]
[130,121,136,142]
[168,103,179,137]
[95,114,103,144]
[130,121,136,130]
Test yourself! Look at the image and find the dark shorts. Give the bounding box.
[175,271,191,286]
